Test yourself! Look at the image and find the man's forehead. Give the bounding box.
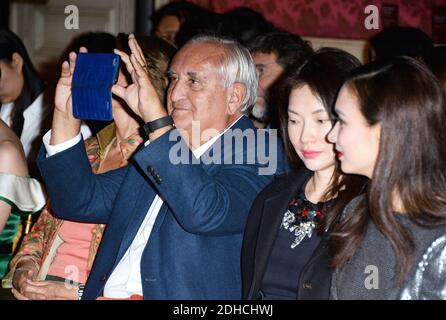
[170,43,227,74]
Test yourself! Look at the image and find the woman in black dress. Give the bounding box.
[241,48,366,300]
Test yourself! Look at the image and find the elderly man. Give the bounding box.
[34,35,284,300]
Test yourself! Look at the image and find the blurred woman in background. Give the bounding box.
[0,29,49,171]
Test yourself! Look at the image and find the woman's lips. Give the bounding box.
[302,150,322,159]
[336,151,344,158]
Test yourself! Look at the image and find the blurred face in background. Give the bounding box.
[155,15,181,45]
[288,85,336,175]
[0,54,24,104]
[251,51,283,122]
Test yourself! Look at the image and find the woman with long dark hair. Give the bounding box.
[241,48,366,300]
[0,29,47,165]
[328,56,446,299]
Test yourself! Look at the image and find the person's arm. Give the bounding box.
[50,49,84,145]
[10,212,80,301]
[38,140,128,224]
[6,208,53,282]
[0,140,28,232]
[11,258,38,292]
[0,201,10,234]
[132,132,279,236]
[12,278,79,300]
[400,235,446,300]
[38,46,133,223]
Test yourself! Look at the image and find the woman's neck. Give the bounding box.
[305,166,335,204]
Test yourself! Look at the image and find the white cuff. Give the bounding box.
[43,130,82,157]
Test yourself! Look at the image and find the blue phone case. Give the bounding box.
[72,53,120,121]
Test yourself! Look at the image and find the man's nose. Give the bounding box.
[169,79,186,102]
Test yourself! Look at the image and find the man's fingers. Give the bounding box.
[79,46,88,53]
[115,49,135,78]
[131,36,146,66]
[131,53,150,87]
[111,84,126,99]
[68,51,77,75]
[129,34,146,69]
[11,288,29,300]
[60,61,70,77]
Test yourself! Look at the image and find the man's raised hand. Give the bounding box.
[112,34,166,123]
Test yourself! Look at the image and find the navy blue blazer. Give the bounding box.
[38,116,285,299]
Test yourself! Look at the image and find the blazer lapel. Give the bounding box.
[113,175,158,264]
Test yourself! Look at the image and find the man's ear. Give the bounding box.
[227,82,247,115]
[11,52,24,74]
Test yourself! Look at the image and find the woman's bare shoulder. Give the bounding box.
[0,139,28,176]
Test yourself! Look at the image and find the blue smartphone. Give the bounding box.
[72,53,120,121]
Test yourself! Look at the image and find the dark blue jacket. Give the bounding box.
[38,116,285,299]
[242,169,333,300]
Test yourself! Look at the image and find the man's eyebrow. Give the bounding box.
[166,70,176,77]
[187,71,200,79]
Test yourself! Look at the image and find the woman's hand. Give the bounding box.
[12,259,38,292]
[12,279,79,300]
[112,34,167,123]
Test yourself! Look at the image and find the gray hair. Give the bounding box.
[187,35,258,112]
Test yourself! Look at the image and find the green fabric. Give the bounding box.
[0,199,41,278]
[0,213,20,278]
[0,253,12,278]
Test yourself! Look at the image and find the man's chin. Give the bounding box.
[171,114,191,131]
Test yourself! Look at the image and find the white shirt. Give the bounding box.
[42,115,242,298]
[1,94,92,160]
